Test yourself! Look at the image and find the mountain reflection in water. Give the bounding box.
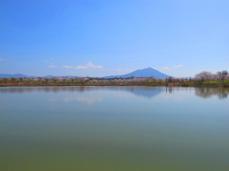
[0,86,228,99]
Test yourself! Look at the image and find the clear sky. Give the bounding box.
[1,0,229,77]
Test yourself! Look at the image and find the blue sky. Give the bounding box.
[0,0,229,77]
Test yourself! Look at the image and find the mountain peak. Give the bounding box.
[145,67,154,69]
[138,67,157,71]
[106,67,169,79]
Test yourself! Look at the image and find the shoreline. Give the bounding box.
[0,85,229,88]
[0,78,229,88]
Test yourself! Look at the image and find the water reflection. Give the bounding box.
[1,86,229,171]
[0,86,163,98]
[0,86,90,93]
[49,94,104,105]
[1,86,229,99]
[118,87,163,98]
[195,87,229,99]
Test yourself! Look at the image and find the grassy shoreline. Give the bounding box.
[0,78,229,87]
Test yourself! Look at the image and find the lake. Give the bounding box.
[0,86,229,171]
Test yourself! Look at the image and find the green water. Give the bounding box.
[0,87,229,171]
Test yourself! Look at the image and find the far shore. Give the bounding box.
[0,78,229,88]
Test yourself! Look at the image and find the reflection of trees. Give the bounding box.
[165,87,173,94]
[0,87,89,93]
[0,86,164,98]
[195,88,229,99]
[1,87,229,99]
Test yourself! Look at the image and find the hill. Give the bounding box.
[105,67,169,79]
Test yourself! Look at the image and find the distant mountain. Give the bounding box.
[0,74,28,78]
[105,67,169,79]
[0,67,169,79]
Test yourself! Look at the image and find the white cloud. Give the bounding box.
[63,62,103,70]
[161,66,171,71]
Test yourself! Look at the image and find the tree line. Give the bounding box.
[0,70,228,87]
[195,70,229,81]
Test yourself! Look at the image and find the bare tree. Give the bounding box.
[195,71,214,80]
[217,71,228,80]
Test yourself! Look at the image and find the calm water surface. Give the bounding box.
[0,87,229,171]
